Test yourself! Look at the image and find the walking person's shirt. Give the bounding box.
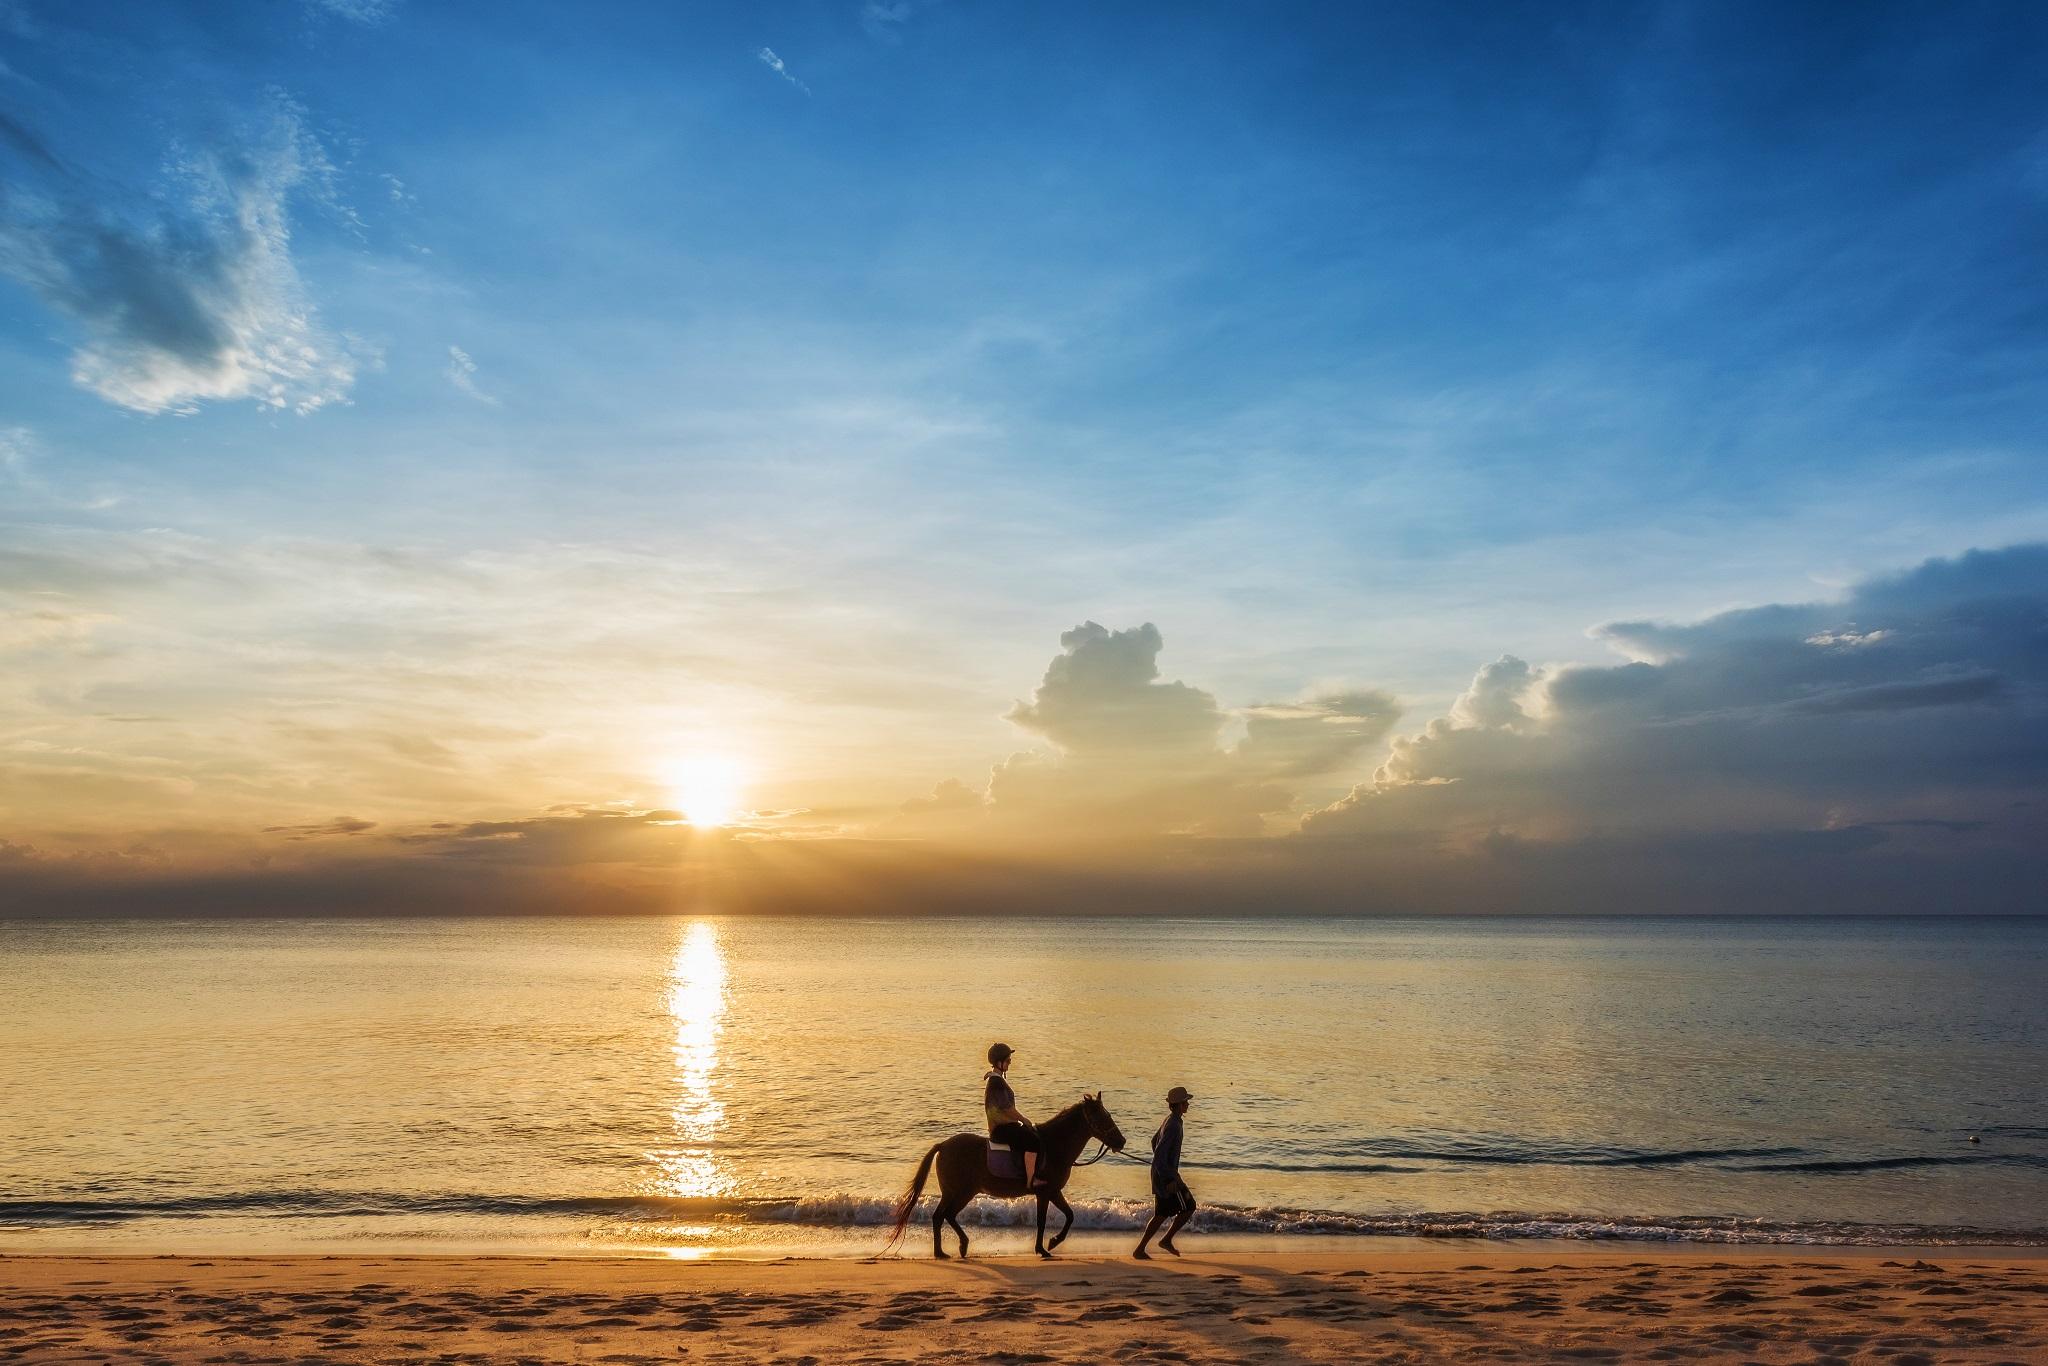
[1149,1113,1183,1192]
[984,1070,1016,1132]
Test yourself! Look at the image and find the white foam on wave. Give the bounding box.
[609,1194,2048,1246]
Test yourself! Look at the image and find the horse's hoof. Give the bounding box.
[1037,1250,1054,1260]
[934,1250,949,1260]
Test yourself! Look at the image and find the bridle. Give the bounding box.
[1063,1098,1153,1168]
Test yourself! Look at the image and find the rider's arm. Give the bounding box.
[986,1074,1028,1126]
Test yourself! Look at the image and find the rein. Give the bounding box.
[1069,1140,1149,1167]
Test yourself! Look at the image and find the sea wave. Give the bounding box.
[1720,1153,2048,1174]
[1315,1141,1815,1168]
[6,1191,2045,1246]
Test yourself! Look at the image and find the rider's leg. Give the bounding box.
[1023,1150,1038,1187]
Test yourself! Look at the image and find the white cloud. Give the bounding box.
[905,621,1398,837]
[1308,544,2048,845]
[0,96,360,415]
[755,47,810,95]
[305,0,397,23]
[445,344,498,405]
[860,1,919,41]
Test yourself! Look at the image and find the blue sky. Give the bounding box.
[1,1,2045,909]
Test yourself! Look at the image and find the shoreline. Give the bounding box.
[5,1248,2044,1363]
[7,1232,2048,1263]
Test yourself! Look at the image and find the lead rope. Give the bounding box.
[1069,1141,1151,1167]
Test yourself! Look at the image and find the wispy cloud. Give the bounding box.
[0,94,361,415]
[755,46,810,95]
[304,0,397,24]
[444,344,498,405]
[262,816,377,840]
[0,425,121,510]
[860,1,919,42]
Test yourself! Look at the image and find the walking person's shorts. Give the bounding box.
[1153,1180,1195,1219]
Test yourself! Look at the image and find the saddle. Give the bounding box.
[985,1144,1025,1180]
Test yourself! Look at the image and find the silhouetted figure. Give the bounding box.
[887,1088,1127,1259]
[1134,1086,1195,1258]
[984,1042,1045,1189]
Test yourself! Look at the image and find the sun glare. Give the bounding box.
[666,757,746,828]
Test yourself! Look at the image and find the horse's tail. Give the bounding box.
[884,1141,944,1251]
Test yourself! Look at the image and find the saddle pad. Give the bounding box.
[985,1146,1024,1180]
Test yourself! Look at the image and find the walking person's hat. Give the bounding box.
[1166,1086,1193,1103]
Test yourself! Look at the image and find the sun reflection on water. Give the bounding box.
[652,920,729,1199]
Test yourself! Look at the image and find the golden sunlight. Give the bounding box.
[665,757,746,828]
[653,920,728,1199]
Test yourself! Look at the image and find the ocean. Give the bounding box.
[3,915,2043,1257]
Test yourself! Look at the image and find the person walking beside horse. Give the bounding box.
[1133,1085,1196,1259]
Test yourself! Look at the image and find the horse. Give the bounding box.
[885,1092,1127,1259]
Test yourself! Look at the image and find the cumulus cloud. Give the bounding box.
[1005,623,1222,757]
[1308,544,2048,847]
[0,95,359,414]
[895,777,986,830]
[6,546,2044,918]
[915,621,1398,837]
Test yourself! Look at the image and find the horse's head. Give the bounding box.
[1080,1091,1126,1152]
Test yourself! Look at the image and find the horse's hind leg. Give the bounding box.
[946,1199,970,1259]
[932,1189,972,1260]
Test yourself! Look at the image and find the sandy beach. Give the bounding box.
[3,1248,2043,1364]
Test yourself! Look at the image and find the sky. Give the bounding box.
[2,0,2045,914]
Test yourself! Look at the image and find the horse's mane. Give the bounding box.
[1037,1098,1092,1135]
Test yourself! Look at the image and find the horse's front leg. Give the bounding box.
[1046,1190,1074,1250]
[1035,1193,1052,1258]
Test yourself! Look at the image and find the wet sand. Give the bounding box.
[2,1248,2044,1363]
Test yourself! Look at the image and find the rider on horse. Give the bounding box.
[888,1079,1126,1259]
[984,1042,1047,1189]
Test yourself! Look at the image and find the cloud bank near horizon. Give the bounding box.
[2,544,2042,917]
[1309,543,2048,845]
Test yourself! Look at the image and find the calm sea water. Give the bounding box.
[3,916,2044,1256]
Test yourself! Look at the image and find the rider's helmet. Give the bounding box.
[987,1042,1014,1066]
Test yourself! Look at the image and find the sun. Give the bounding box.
[665,757,747,829]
